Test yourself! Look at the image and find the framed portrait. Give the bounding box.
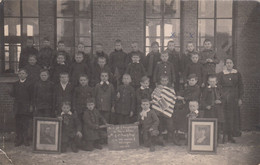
[33,117,62,153]
[188,118,217,154]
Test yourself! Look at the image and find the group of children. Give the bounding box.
[11,37,234,152]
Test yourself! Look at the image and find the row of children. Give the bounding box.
[12,37,243,152]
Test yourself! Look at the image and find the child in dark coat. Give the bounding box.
[94,71,115,124]
[82,98,109,151]
[10,69,33,146]
[33,69,54,117]
[24,55,42,84]
[136,99,159,152]
[115,74,136,124]
[184,52,205,87]
[19,37,38,69]
[38,37,55,70]
[58,101,82,153]
[125,53,146,89]
[136,76,153,119]
[145,41,161,89]
[93,43,109,65]
[53,72,74,116]
[109,39,128,88]
[199,39,220,84]
[73,74,93,116]
[90,56,113,87]
[50,53,70,84]
[153,51,175,88]
[70,52,90,87]
[201,75,224,143]
[182,41,196,72]
[127,42,146,65]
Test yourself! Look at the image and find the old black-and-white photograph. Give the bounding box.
[0,0,259,164]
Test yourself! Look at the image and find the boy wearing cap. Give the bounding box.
[125,52,146,89]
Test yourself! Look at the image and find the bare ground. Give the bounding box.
[0,131,259,165]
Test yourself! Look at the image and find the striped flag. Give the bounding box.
[152,85,177,118]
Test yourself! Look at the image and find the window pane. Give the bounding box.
[146,0,162,18]
[4,44,21,73]
[146,19,161,37]
[4,0,20,16]
[75,0,92,18]
[57,19,74,37]
[22,0,39,17]
[217,0,232,18]
[22,18,39,45]
[198,0,214,18]
[164,0,181,18]
[164,19,180,46]
[57,0,74,17]
[216,19,232,72]
[4,18,21,36]
[75,19,91,37]
[198,19,214,47]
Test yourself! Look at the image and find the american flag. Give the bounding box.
[151,85,177,118]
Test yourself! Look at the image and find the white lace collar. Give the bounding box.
[223,69,237,74]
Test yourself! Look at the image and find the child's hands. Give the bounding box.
[57,116,63,121]
[117,92,120,99]
[206,106,211,110]
[215,100,221,104]
[130,111,133,117]
[76,131,82,138]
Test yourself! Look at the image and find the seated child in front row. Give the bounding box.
[136,99,159,152]
[58,101,82,153]
[115,74,135,124]
[82,98,109,151]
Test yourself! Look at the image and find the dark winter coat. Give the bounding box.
[183,62,205,85]
[125,63,146,88]
[109,49,128,77]
[136,87,153,114]
[153,61,176,84]
[115,85,136,115]
[70,62,90,86]
[199,49,219,75]
[138,109,159,132]
[90,63,113,87]
[19,46,38,69]
[10,79,33,115]
[82,108,107,140]
[73,85,94,114]
[38,47,55,69]
[50,63,70,84]
[127,50,146,65]
[24,64,42,83]
[144,51,161,78]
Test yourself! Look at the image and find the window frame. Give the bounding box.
[144,0,182,55]
[55,0,93,55]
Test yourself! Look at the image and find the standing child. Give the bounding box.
[82,98,109,151]
[184,52,205,87]
[10,69,33,146]
[58,101,82,153]
[90,56,113,87]
[182,41,196,73]
[73,74,93,117]
[136,76,153,119]
[145,41,161,89]
[50,53,70,84]
[70,52,90,87]
[19,37,38,69]
[38,37,55,70]
[125,53,146,89]
[115,74,135,124]
[166,41,181,91]
[136,99,159,152]
[24,54,42,84]
[127,42,145,65]
[201,75,224,143]
[93,43,109,65]
[53,41,71,66]
[109,39,128,88]
[53,72,74,116]
[33,69,54,117]
[77,43,90,66]
[153,51,175,88]
[199,39,219,84]
[94,71,115,123]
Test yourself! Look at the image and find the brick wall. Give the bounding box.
[234,1,260,130]
[93,0,144,54]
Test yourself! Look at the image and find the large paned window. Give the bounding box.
[56,0,92,55]
[2,0,39,73]
[198,0,233,72]
[145,0,181,55]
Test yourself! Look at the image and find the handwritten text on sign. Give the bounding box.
[107,124,139,150]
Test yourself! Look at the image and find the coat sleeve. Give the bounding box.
[170,63,176,83]
[151,110,159,130]
[201,89,209,109]
[97,110,107,125]
[84,112,99,129]
[213,52,220,64]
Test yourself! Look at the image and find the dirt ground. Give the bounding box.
[0,131,259,165]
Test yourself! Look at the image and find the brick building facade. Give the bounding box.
[0,0,259,131]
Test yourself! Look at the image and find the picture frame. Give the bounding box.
[33,117,62,153]
[188,118,218,154]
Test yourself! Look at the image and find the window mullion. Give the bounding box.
[161,0,164,50]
